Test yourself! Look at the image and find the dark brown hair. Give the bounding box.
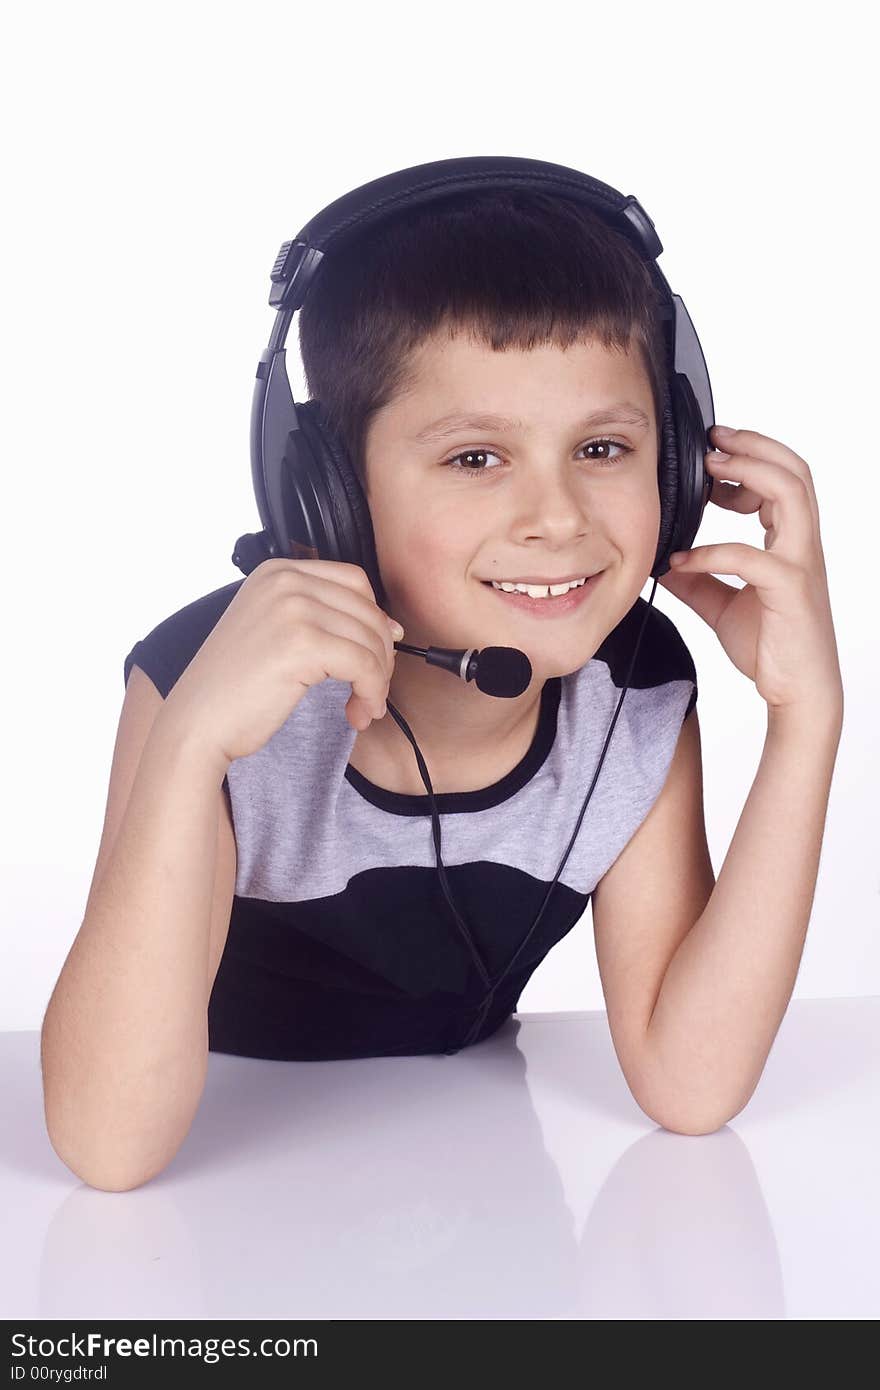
[297,188,670,484]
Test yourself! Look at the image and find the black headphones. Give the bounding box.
[232,155,716,1055]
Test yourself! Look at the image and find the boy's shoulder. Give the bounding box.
[123,577,246,699]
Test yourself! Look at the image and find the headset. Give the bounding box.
[232,155,716,1055]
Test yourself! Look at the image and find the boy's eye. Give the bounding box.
[440,438,633,479]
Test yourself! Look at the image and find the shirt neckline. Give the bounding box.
[343,675,563,816]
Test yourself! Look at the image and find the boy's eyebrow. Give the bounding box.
[412,402,652,443]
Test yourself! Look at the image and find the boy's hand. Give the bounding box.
[657,424,844,720]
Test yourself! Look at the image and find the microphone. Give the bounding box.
[392,640,532,699]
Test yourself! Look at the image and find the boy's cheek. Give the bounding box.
[380,514,465,582]
[600,502,662,599]
[620,491,662,560]
[373,522,467,620]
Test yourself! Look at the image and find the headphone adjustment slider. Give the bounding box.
[269,241,325,310]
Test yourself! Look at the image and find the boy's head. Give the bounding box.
[298,189,668,683]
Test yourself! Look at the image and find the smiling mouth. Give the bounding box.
[479,575,600,594]
[478,570,605,614]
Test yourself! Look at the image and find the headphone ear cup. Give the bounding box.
[652,377,713,578]
[294,400,389,609]
[652,384,680,577]
[671,373,714,557]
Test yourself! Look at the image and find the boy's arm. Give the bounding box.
[595,422,845,1132]
[41,686,234,1192]
[593,700,843,1134]
[643,700,842,1127]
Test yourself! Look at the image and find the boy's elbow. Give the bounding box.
[631,1067,753,1136]
[55,1148,166,1192]
[45,1123,172,1192]
[651,1111,730,1136]
[638,1093,743,1136]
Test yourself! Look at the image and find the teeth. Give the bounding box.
[491,577,588,598]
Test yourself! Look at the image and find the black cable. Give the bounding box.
[383,576,660,1054]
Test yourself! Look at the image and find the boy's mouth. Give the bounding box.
[480,571,604,616]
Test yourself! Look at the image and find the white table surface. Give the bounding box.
[3,997,878,1321]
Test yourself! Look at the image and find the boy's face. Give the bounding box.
[363,328,661,685]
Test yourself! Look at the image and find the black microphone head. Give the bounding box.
[473,645,533,698]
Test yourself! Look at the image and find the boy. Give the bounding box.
[40,187,844,1190]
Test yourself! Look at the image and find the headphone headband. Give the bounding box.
[268,154,664,315]
[259,155,712,432]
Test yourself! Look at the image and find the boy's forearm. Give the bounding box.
[40,712,229,1190]
[643,700,844,1132]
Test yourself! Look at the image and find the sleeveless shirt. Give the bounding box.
[123,579,697,1060]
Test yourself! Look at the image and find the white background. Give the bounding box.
[3,0,876,1029]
